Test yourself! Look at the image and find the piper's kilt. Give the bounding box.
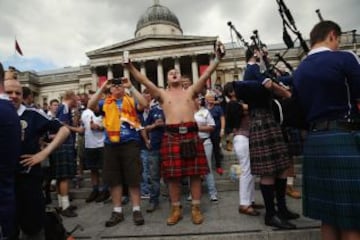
[160,123,209,179]
[50,143,76,180]
[303,130,360,230]
[249,109,290,176]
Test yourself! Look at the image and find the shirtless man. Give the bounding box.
[124,42,225,225]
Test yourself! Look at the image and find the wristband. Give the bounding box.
[214,57,220,64]
[129,86,136,93]
[96,88,102,95]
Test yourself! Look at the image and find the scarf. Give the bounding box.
[102,94,140,143]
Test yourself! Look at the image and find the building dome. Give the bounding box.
[135,0,183,37]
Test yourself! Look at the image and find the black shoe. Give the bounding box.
[265,215,296,230]
[85,190,99,203]
[133,210,144,225]
[278,209,300,220]
[105,212,124,227]
[60,207,78,218]
[146,202,159,213]
[95,190,110,203]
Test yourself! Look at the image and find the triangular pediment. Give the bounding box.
[86,35,217,58]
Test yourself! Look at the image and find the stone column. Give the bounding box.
[90,67,98,91]
[157,59,164,88]
[191,55,199,83]
[140,61,147,91]
[209,56,217,87]
[107,65,113,80]
[174,57,181,74]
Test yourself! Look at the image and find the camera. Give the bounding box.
[109,78,122,85]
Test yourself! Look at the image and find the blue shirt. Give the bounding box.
[242,63,273,108]
[18,105,63,176]
[293,48,360,122]
[138,109,149,150]
[98,98,140,145]
[0,97,20,240]
[208,105,224,135]
[243,63,267,82]
[56,103,75,144]
[233,80,271,109]
[146,104,165,150]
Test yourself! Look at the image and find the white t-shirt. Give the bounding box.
[81,109,105,148]
[194,107,215,139]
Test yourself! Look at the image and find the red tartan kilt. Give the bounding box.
[160,131,209,179]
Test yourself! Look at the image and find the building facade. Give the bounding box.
[18,1,360,105]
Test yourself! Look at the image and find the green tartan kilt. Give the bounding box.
[303,130,360,230]
[50,143,76,180]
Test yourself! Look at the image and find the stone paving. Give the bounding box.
[61,186,320,240]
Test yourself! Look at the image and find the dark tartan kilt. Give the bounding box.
[249,109,290,176]
[303,130,360,230]
[160,130,209,179]
[282,127,304,156]
[50,143,76,180]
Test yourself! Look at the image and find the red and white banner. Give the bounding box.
[199,65,211,89]
[98,76,107,88]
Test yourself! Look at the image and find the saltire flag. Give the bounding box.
[15,40,23,55]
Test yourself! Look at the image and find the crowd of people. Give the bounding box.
[1,20,360,240]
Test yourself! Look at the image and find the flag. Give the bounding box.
[15,40,23,55]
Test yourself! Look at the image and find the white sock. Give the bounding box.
[287,177,294,186]
[132,206,140,212]
[61,195,70,210]
[57,194,62,208]
[114,207,122,213]
[192,200,200,205]
[172,202,181,206]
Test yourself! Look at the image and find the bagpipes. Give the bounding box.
[227,2,309,129]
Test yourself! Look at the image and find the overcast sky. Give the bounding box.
[1,0,359,72]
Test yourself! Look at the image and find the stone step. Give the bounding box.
[64,152,304,200]
[62,174,303,200]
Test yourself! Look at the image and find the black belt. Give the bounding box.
[310,119,360,132]
[199,138,210,143]
[166,125,198,134]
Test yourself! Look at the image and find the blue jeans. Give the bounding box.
[203,139,218,198]
[140,149,150,195]
[148,150,162,204]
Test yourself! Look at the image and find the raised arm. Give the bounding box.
[124,62,163,100]
[121,77,149,110]
[191,41,225,96]
[88,80,108,111]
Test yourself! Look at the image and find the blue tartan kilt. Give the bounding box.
[50,143,76,180]
[303,130,360,230]
[249,109,291,176]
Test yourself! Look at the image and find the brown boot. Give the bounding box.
[226,141,233,151]
[191,204,204,224]
[166,205,182,225]
[286,185,301,199]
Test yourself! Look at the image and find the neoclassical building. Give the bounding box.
[18,1,360,105]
